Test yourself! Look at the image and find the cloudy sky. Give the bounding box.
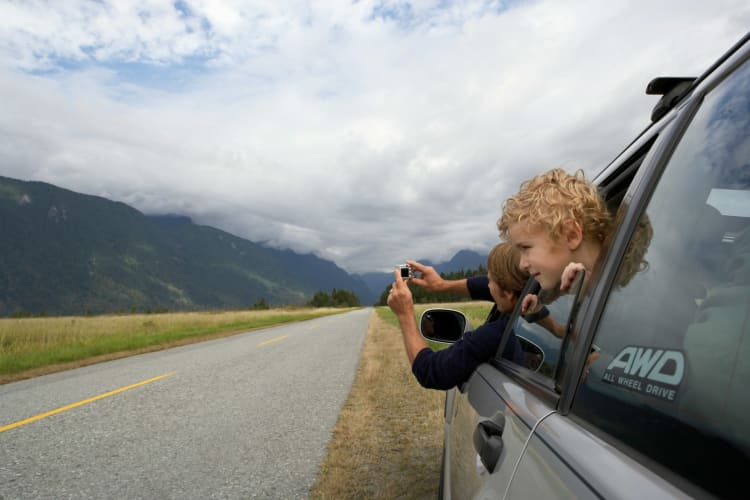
[1,1,748,274]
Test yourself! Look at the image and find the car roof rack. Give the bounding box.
[646,76,696,122]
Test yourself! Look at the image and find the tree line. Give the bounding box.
[376,265,487,305]
[307,288,362,307]
[8,268,490,317]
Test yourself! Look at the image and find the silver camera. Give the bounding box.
[398,264,415,280]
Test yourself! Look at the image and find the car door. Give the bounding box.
[443,278,582,499]
[442,363,552,499]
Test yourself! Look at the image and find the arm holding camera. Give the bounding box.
[388,266,512,390]
[387,267,429,364]
[406,260,471,296]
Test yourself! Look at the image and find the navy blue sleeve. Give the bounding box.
[411,317,508,390]
[466,275,493,302]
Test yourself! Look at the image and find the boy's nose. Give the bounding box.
[519,256,530,272]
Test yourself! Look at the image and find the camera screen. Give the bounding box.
[400,266,410,278]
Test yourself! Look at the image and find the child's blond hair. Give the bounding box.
[487,242,528,296]
[497,168,611,244]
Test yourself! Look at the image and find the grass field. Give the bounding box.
[0,307,354,383]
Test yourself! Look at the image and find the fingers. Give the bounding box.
[406,260,443,290]
[390,267,411,294]
[521,294,538,314]
[392,268,402,282]
[408,260,438,278]
[387,268,414,314]
[561,263,585,291]
[386,275,398,308]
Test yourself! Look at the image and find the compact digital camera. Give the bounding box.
[398,264,415,280]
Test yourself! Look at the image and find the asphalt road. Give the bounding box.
[0,308,372,500]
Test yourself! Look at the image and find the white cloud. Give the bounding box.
[0,0,749,273]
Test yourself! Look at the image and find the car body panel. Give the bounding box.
[443,364,555,499]
[507,413,690,499]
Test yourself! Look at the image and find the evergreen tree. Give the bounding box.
[251,297,270,310]
[307,289,360,307]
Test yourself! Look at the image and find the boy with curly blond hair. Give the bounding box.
[497,167,650,294]
[497,168,611,293]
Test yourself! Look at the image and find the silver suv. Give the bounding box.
[421,33,750,499]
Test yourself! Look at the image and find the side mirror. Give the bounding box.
[419,308,469,344]
[517,336,546,373]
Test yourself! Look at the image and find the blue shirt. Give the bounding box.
[411,276,525,390]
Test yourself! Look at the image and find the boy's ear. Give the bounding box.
[564,220,583,250]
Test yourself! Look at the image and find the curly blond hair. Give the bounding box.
[497,168,612,244]
[487,242,528,296]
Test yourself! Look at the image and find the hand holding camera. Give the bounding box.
[398,264,415,280]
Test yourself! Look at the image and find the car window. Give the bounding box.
[510,294,573,376]
[499,150,651,382]
[497,272,590,391]
[571,55,750,499]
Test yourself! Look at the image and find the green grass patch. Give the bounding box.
[0,308,354,377]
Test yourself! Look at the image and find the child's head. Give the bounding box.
[497,168,612,289]
[498,168,611,243]
[487,241,528,312]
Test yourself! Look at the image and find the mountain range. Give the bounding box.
[0,175,486,316]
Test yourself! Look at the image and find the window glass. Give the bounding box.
[509,292,573,376]
[499,271,592,382]
[572,57,750,498]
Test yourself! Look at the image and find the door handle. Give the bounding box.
[473,412,506,473]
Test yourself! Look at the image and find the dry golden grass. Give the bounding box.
[310,307,445,499]
[0,307,351,384]
[0,308,346,348]
[310,302,491,499]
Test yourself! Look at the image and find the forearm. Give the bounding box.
[439,278,470,295]
[387,267,431,365]
[396,312,430,364]
[537,315,566,338]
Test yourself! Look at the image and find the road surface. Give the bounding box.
[0,308,371,499]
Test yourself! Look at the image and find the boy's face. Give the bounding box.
[509,222,572,290]
[488,273,517,313]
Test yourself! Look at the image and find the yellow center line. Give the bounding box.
[257,335,288,347]
[0,372,176,434]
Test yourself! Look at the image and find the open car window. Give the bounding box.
[496,272,587,389]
